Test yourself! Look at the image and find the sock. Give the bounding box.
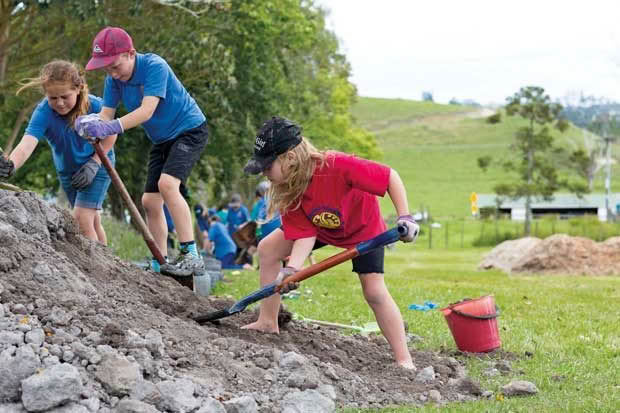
[151,257,160,272]
[150,256,169,273]
[180,241,198,257]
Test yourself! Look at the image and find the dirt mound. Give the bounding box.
[480,234,620,275]
[0,190,493,412]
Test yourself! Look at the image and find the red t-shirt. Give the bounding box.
[281,152,391,248]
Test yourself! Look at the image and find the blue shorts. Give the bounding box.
[61,152,115,210]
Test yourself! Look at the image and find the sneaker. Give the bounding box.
[160,253,205,277]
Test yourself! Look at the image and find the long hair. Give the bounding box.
[16,60,90,127]
[268,137,328,216]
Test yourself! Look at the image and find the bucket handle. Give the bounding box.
[451,305,500,320]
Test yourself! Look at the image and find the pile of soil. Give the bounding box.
[480,234,620,275]
[0,190,494,412]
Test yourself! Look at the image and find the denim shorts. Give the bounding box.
[61,151,115,210]
[313,239,385,275]
[145,122,209,193]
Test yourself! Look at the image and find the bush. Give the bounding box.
[486,112,501,124]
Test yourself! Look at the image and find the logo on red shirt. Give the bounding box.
[310,208,342,229]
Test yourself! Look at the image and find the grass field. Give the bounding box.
[211,243,620,413]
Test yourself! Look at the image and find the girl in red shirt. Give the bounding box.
[242,117,419,370]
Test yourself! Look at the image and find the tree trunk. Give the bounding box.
[0,4,9,85]
[6,101,37,152]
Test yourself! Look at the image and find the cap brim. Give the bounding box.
[243,154,277,175]
[85,54,120,71]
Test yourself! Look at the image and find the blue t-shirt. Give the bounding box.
[251,197,267,221]
[103,53,206,144]
[25,95,110,179]
[196,215,209,232]
[227,205,250,235]
[208,222,237,260]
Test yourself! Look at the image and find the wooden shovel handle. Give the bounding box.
[93,141,166,265]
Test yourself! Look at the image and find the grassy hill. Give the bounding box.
[352,97,620,219]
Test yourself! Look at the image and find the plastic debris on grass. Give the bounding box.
[408,301,438,311]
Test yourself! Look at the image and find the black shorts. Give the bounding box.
[144,122,208,193]
[313,239,385,275]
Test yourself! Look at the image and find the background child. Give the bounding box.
[75,26,208,277]
[205,213,253,270]
[0,60,116,243]
[241,116,420,370]
[227,192,250,236]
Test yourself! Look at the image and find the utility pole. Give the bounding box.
[603,131,612,221]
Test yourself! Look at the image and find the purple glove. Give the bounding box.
[396,215,420,243]
[75,114,123,139]
[275,266,299,294]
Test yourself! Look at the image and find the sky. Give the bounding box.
[317,0,620,106]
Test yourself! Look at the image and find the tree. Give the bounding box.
[478,86,588,235]
[1,0,379,221]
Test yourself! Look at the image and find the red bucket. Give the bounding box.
[440,295,501,353]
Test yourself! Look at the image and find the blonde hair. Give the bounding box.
[17,60,90,127]
[268,137,328,216]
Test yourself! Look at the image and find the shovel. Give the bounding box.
[92,141,193,290]
[193,224,407,324]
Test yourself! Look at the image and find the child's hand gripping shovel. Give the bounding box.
[192,224,409,324]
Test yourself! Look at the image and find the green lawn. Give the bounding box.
[213,242,620,412]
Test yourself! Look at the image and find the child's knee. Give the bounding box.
[157,175,179,194]
[142,193,162,214]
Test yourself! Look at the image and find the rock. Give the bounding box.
[115,399,160,413]
[47,402,89,413]
[196,397,226,413]
[428,389,441,402]
[281,389,335,413]
[0,345,41,402]
[21,363,82,411]
[0,331,25,346]
[222,395,258,413]
[501,380,539,396]
[279,352,307,370]
[25,329,45,347]
[156,379,199,413]
[456,377,483,396]
[415,366,435,383]
[95,354,141,396]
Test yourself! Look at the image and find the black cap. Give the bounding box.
[244,117,302,174]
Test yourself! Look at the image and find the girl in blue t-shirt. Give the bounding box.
[0,60,117,244]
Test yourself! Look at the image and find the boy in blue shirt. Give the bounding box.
[206,214,253,270]
[76,27,208,277]
[227,193,250,236]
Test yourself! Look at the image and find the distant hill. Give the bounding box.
[351,97,620,218]
[561,102,620,129]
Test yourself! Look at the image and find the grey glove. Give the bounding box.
[275,266,299,294]
[397,215,420,243]
[0,154,15,179]
[71,158,100,190]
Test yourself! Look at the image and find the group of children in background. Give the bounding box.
[0,26,420,369]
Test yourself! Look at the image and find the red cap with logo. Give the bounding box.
[86,27,134,71]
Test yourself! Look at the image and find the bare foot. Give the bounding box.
[240,321,279,334]
[398,361,417,371]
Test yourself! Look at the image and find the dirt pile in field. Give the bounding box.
[0,189,494,412]
[480,234,620,275]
